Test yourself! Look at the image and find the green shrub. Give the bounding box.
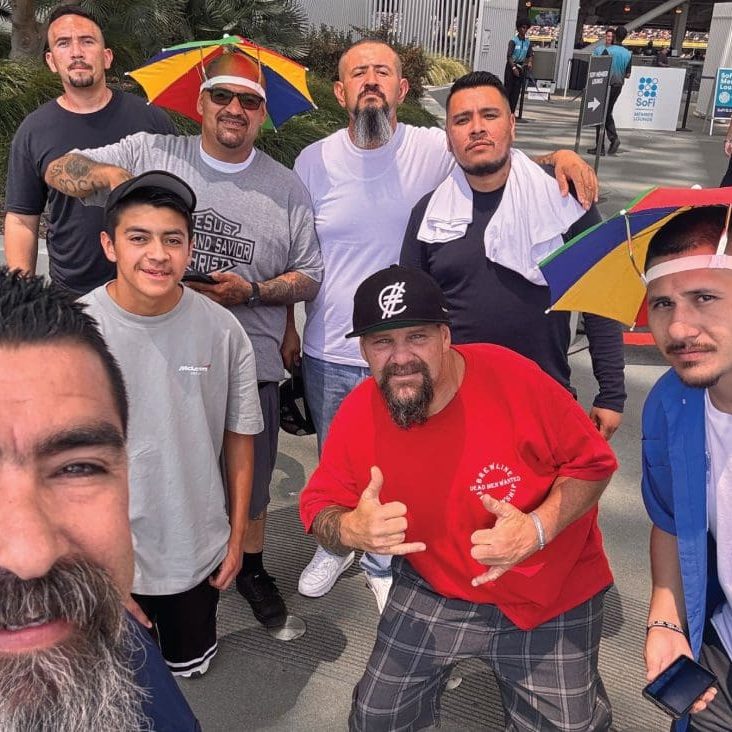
[426,54,469,87]
[303,25,356,81]
[302,23,431,101]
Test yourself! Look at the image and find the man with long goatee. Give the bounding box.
[0,267,199,730]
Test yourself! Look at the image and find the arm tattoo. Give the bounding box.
[312,506,352,555]
[259,272,320,306]
[45,153,109,198]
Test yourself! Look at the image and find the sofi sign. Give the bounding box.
[615,67,685,132]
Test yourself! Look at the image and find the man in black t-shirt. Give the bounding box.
[400,71,626,440]
[3,4,174,296]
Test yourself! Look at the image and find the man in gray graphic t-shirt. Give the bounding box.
[46,50,323,631]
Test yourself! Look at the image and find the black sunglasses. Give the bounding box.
[206,87,263,110]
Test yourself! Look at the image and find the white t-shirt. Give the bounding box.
[294,124,454,366]
[705,390,732,657]
[81,285,264,595]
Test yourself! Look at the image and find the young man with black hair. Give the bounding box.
[643,205,732,731]
[80,170,263,678]
[0,266,200,729]
[401,71,625,440]
[4,4,175,296]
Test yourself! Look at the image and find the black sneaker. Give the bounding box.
[236,569,288,628]
[586,147,606,156]
[608,139,620,155]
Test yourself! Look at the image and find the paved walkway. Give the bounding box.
[1,92,727,730]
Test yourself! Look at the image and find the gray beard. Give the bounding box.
[379,361,434,429]
[353,104,393,149]
[458,152,510,177]
[0,559,147,732]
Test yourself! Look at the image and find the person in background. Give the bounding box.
[721,119,732,187]
[504,17,534,114]
[589,26,632,156]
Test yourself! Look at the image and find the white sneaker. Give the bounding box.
[175,657,211,679]
[298,546,355,597]
[365,572,392,614]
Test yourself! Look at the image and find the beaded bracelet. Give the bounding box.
[529,511,546,550]
[646,620,685,636]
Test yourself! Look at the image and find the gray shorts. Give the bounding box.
[250,381,279,518]
[350,557,612,732]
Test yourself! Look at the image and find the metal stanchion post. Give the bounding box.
[677,66,695,132]
[516,69,529,123]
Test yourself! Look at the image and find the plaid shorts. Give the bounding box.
[349,558,612,732]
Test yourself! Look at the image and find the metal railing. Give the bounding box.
[299,0,480,66]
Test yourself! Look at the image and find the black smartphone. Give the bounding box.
[182,269,216,285]
[643,655,717,719]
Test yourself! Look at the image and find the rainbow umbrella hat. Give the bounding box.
[539,186,732,327]
[127,35,316,128]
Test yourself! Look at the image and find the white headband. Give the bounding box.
[644,254,732,283]
[200,75,266,101]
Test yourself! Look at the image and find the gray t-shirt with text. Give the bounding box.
[77,133,323,382]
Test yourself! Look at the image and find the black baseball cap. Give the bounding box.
[346,265,450,338]
[104,170,197,218]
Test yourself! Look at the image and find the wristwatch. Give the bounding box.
[246,281,261,308]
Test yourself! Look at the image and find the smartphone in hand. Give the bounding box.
[182,268,216,285]
[643,655,717,719]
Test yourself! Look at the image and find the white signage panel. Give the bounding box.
[614,67,686,132]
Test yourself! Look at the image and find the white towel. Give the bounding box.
[416,149,587,285]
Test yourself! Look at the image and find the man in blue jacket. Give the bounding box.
[642,206,732,731]
[0,268,200,731]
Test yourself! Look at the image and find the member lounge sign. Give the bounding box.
[713,68,732,121]
[614,67,686,132]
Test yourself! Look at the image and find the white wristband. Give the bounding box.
[529,511,546,550]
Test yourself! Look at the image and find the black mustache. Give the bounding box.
[665,342,716,355]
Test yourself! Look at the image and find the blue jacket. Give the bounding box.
[641,370,725,730]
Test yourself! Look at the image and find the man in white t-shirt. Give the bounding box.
[292,39,601,608]
[642,205,732,731]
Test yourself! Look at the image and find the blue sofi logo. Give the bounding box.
[636,77,659,108]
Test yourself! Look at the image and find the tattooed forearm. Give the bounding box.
[44,154,131,198]
[260,272,320,305]
[312,506,352,555]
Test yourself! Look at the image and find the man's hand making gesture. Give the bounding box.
[470,494,542,586]
[340,467,426,556]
